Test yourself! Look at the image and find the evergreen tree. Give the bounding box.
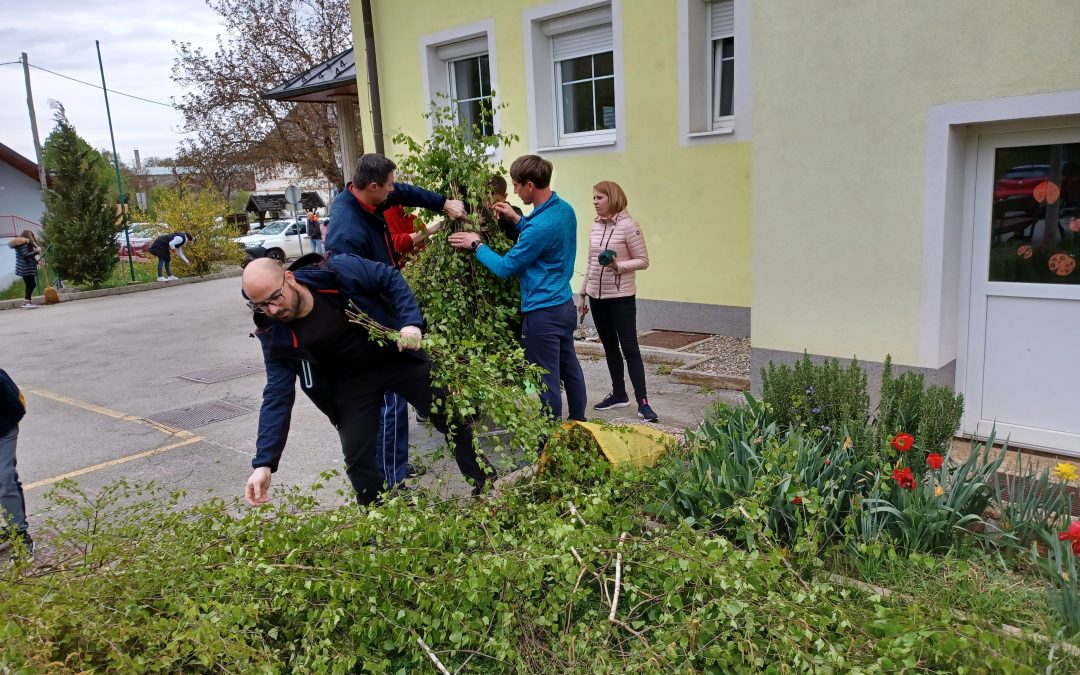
[41,105,121,287]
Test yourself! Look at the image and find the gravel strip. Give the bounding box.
[681,335,751,378]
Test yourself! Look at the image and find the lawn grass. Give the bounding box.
[831,545,1065,639]
[1,259,163,300]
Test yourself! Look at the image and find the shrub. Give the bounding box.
[152,184,247,275]
[3,469,1073,672]
[873,356,964,478]
[760,352,871,453]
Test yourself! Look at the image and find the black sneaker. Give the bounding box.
[8,532,34,562]
[471,479,495,498]
[405,464,426,479]
[638,399,659,423]
[594,392,630,411]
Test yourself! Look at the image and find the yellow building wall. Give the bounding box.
[350,0,751,308]
[752,0,1080,364]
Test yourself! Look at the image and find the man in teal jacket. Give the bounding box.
[449,155,587,422]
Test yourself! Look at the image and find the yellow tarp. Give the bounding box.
[544,421,675,469]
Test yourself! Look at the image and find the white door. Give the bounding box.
[964,128,1080,454]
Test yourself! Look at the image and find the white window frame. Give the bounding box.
[678,0,751,145]
[447,52,494,139]
[419,21,500,140]
[524,0,624,154]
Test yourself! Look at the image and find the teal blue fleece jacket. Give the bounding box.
[475,192,577,313]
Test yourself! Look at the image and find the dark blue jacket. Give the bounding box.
[325,182,446,267]
[251,253,425,472]
[0,368,25,437]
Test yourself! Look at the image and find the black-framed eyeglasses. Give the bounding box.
[245,276,287,313]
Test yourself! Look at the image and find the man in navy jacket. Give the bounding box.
[242,255,492,507]
[325,154,466,488]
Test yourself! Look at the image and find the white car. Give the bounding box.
[233,220,313,261]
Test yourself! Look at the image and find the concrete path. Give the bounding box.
[1,277,739,528]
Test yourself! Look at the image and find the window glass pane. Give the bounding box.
[988,143,1080,284]
[722,36,734,59]
[560,55,593,82]
[594,77,616,130]
[478,54,491,95]
[593,51,614,77]
[719,55,734,117]
[456,100,494,139]
[562,81,596,133]
[452,56,483,100]
[713,38,735,119]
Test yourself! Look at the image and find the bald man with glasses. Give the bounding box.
[241,254,494,506]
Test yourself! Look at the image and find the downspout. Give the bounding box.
[360,0,385,156]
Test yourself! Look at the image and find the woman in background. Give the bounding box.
[8,230,42,309]
[578,181,657,422]
[149,231,193,281]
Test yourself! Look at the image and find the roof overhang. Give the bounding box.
[263,48,358,104]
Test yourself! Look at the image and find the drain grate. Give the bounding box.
[179,364,264,384]
[146,400,256,430]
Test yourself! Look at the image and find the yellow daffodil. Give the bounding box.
[1054,463,1078,482]
[843,436,853,450]
[934,485,944,497]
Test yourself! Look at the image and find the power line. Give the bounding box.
[1,60,176,108]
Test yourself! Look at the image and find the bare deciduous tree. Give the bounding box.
[172,0,353,191]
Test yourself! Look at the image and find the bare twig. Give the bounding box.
[609,532,628,621]
[609,618,650,647]
[567,502,586,528]
[570,546,583,565]
[564,563,589,634]
[417,637,451,675]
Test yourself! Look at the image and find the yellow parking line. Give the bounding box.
[24,436,205,491]
[27,388,193,437]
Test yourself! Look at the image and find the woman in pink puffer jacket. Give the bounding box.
[578,181,657,422]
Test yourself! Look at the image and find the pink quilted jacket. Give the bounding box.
[579,210,649,299]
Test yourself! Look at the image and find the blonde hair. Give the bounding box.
[592,181,627,217]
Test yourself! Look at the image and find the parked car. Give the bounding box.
[994,162,1080,205]
[116,222,164,257]
[233,219,312,261]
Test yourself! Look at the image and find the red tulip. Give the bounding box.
[891,433,915,452]
[927,453,944,470]
[892,466,916,490]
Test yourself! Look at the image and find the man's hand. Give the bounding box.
[493,201,521,225]
[245,467,273,507]
[443,199,466,220]
[448,232,481,250]
[398,325,423,351]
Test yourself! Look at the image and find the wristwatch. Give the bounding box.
[470,239,480,251]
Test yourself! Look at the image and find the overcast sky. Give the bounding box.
[0,0,225,167]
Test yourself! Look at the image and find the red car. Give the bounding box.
[116,223,162,258]
[994,163,1080,203]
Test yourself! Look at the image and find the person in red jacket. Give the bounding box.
[384,205,441,264]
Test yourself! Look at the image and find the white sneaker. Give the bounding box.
[166,275,179,281]
[157,276,168,282]
[22,302,38,309]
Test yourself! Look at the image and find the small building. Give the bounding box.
[0,142,47,287]
[246,192,327,227]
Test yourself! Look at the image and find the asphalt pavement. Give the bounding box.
[1,278,738,531]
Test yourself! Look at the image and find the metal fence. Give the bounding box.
[0,214,42,238]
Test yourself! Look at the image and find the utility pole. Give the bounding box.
[96,40,136,282]
[21,53,48,196]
